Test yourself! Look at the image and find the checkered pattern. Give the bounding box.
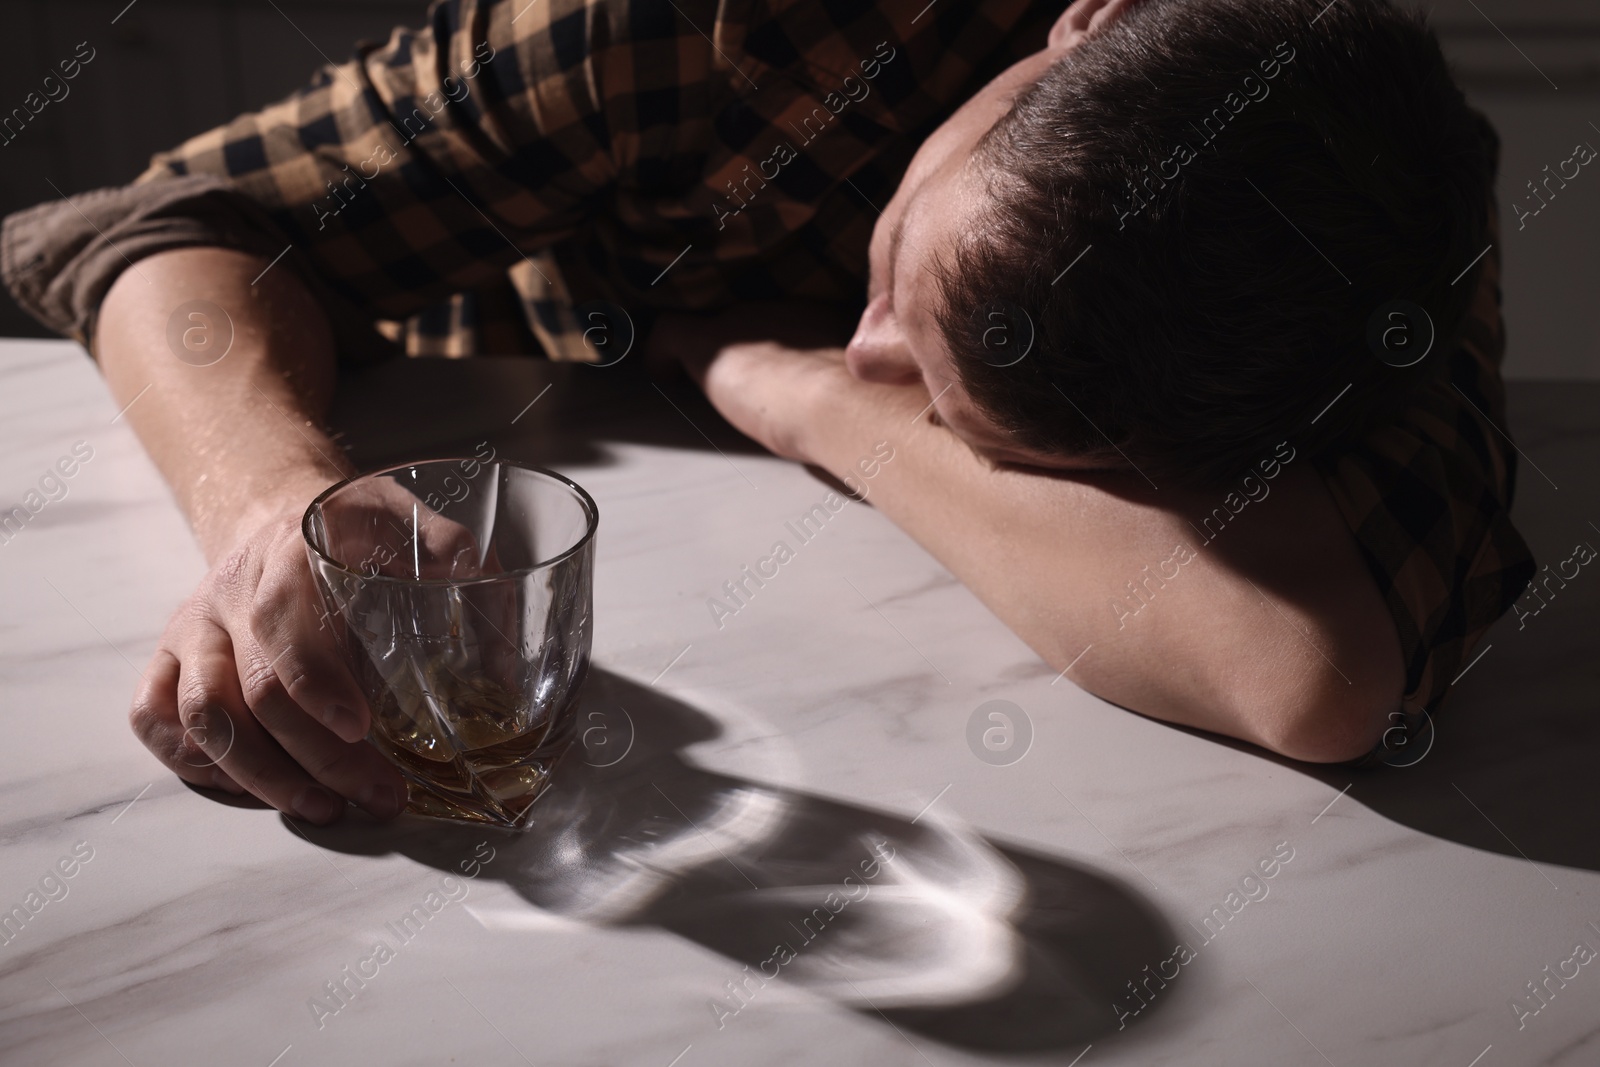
[1318,190,1535,744]
[0,0,1532,738]
[128,0,1054,364]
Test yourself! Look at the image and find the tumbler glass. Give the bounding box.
[302,456,597,827]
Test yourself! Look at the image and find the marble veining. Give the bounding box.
[1,340,1598,1066]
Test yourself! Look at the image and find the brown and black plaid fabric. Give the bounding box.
[0,0,1533,736]
[120,0,1054,364]
[1318,192,1534,752]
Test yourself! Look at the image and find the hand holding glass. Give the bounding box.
[303,457,597,827]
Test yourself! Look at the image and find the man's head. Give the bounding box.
[846,0,1492,485]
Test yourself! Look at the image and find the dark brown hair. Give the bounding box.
[936,0,1493,486]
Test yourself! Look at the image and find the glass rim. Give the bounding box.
[301,457,599,587]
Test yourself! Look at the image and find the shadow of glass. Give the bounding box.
[294,669,1177,1053]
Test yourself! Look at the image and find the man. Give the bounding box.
[2,0,1532,824]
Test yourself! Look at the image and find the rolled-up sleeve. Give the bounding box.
[1,0,619,358]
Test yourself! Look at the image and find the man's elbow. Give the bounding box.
[1054,581,1407,765]
[1253,666,1398,765]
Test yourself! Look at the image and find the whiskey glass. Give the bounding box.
[302,456,597,827]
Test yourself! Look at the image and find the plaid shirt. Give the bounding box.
[1317,194,1534,751]
[0,0,1532,739]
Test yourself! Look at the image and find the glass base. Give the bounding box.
[371,666,588,829]
[395,744,570,828]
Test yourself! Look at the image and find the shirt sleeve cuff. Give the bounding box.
[0,173,395,364]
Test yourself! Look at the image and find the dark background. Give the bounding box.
[0,0,1595,378]
[0,0,423,340]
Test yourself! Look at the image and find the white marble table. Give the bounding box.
[1,337,1597,1067]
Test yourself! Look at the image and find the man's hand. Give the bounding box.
[647,299,890,464]
[95,246,468,824]
[128,481,408,824]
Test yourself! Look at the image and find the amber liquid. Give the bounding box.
[366,651,584,827]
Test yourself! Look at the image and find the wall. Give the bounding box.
[1398,0,1600,379]
[0,0,426,338]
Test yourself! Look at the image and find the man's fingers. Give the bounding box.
[233,631,406,821]
[171,624,349,824]
[428,520,485,578]
[129,648,245,794]
[130,508,412,821]
[324,479,484,581]
[247,549,372,743]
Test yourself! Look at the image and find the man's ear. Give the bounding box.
[1048,0,1145,53]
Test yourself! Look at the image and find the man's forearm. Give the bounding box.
[95,248,356,561]
[795,359,1403,762]
[94,247,411,823]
